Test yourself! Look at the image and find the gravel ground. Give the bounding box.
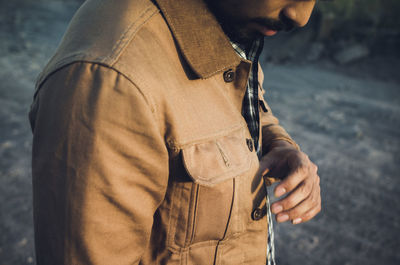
[263,61,400,265]
[0,1,399,264]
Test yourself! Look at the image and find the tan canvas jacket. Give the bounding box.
[29,0,299,264]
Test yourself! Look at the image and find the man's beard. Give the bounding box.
[206,3,296,46]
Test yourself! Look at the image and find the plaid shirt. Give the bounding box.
[231,38,276,265]
[231,39,263,155]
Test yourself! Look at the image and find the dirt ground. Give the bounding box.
[0,1,399,265]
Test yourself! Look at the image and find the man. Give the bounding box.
[29,0,321,264]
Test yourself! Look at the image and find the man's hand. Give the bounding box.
[260,140,321,225]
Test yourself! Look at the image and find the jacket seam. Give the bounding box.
[35,3,158,93]
[111,60,163,128]
[168,232,246,253]
[166,182,179,252]
[168,124,248,150]
[39,61,161,135]
[106,5,159,66]
[36,53,93,91]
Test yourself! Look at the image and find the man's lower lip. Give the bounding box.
[252,23,278,36]
[260,27,277,36]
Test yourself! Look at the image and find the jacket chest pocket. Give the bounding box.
[170,127,256,248]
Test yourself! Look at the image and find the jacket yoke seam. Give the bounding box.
[106,5,159,66]
[45,61,161,136]
[112,60,163,133]
[36,4,158,92]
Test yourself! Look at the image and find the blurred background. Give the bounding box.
[0,0,399,264]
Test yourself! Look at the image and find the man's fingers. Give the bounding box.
[274,165,306,197]
[274,156,318,197]
[271,179,314,214]
[297,201,322,223]
[290,197,322,225]
[259,145,321,224]
[274,180,321,223]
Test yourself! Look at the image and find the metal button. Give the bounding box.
[252,208,263,221]
[246,138,254,152]
[223,69,235,82]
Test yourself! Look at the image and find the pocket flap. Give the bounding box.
[182,128,252,187]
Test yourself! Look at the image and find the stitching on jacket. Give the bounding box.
[187,184,199,246]
[36,53,89,91]
[171,239,223,252]
[35,3,158,93]
[181,129,253,186]
[112,60,162,128]
[165,182,176,251]
[170,124,247,149]
[215,141,231,168]
[168,182,185,251]
[37,61,161,137]
[106,5,159,66]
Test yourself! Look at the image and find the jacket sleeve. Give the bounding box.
[30,62,169,265]
[258,64,300,156]
[259,95,300,154]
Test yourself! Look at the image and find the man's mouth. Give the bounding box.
[248,16,296,37]
[257,25,278,36]
[250,22,279,36]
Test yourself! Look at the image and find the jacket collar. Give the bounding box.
[154,0,242,79]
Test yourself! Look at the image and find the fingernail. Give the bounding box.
[277,214,289,223]
[271,204,283,214]
[275,187,286,197]
[292,218,302,225]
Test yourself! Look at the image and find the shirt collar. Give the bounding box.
[231,38,264,63]
[154,0,242,79]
